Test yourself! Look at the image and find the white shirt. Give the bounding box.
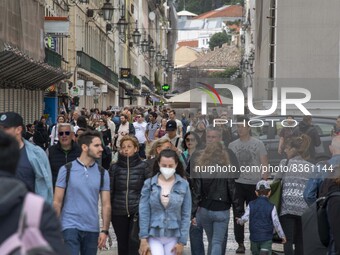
[133,121,147,144]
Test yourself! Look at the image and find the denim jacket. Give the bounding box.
[139,174,192,245]
[24,139,53,204]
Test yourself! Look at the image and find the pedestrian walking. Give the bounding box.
[192,142,240,255]
[50,115,66,146]
[110,135,149,255]
[139,149,191,255]
[154,118,168,139]
[53,130,111,255]
[274,134,314,255]
[47,123,81,189]
[228,117,269,254]
[0,112,53,204]
[0,129,69,255]
[237,180,286,255]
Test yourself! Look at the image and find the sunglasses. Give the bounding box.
[59,131,71,136]
[185,138,196,142]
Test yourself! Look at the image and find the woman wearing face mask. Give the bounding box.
[109,135,149,255]
[139,149,191,255]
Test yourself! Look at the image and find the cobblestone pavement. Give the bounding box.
[98,209,284,255]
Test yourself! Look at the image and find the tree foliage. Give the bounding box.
[209,32,231,50]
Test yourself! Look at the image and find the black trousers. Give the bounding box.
[233,183,257,244]
[111,214,139,255]
[280,214,304,255]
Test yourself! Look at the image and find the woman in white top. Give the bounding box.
[49,115,66,145]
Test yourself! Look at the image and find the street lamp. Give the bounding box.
[101,0,114,22]
[117,16,128,35]
[140,32,149,53]
[161,56,166,67]
[148,42,156,58]
[156,51,162,63]
[131,20,141,45]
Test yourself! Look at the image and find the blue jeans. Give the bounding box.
[63,228,99,255]
[190,222,205,255]
[197,207,230,255]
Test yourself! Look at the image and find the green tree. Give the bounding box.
[209,32,231,50]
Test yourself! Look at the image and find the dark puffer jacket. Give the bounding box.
[109,152,149,216]
[47,141,81,188]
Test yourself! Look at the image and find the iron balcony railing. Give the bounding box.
[77,51,118,87]
[45,48,62,68]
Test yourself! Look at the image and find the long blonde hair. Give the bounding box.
[197,142,230,166]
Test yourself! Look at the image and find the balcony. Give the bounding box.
[45,48,62,68]
[77,51,118,87]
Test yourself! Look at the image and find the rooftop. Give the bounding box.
[187,44,241,69]
[177,10,198,17]
[194,5,243,20]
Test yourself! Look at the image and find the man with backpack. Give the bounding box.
[53,130,111,255]
[0,130,68,255]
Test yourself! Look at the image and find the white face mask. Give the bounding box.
[160,167,176,180]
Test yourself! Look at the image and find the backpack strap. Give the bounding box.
[98,165,105,190]
[324,191,340,207]
[175,137,180,148]
[18,193,45,233]
[61,162,73,209]
[65,162,73,189]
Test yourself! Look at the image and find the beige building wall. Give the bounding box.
[254,0,340,101]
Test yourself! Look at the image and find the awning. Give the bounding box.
[0,45,71,90]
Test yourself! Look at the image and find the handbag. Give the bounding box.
[130,213,140,243]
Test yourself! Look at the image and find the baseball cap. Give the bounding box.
[0,112,24,128]
[166,120,177,131]
[256,180,271,191]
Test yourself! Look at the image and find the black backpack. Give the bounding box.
[317,191,340,247]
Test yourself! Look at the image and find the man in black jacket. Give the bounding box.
[0,129,68,254]
[47,123,81,189]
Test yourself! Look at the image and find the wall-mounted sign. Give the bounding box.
[162,84,170,91]
[120,68,131,79]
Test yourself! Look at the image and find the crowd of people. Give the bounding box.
[0,106,339,255]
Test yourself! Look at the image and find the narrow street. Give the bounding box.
[98,208,284,255]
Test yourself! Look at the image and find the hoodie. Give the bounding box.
[0,173,69,254]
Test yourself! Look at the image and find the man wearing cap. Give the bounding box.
[0,112,53,204]
[163,120,183,154]
[237,180,286,255]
